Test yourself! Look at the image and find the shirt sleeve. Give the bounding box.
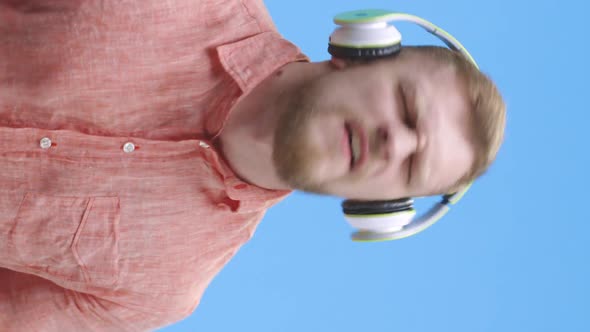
[0,268,167,332]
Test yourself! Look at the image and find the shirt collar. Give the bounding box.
[207,31,309,212]
[205,30,309,141]
[216,31,309,93]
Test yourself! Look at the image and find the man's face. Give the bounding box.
[273,50,475,200]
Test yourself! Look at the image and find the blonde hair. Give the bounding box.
[408,46,507,192]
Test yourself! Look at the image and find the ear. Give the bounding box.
[330,57,348,69]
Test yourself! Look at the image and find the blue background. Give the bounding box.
[162,1,589,331]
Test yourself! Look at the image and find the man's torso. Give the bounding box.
[0,0,302,322]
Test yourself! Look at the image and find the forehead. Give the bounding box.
[414,66,474,195]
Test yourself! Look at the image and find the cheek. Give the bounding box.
[349,80,396,127]
[315,74,385,110]
[316,67,394,111]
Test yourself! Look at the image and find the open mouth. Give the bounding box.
[345,122,362,170]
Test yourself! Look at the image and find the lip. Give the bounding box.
[342,123,352,165]
[348,121,368,172]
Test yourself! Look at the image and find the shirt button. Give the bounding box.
[123,142,135,153]
[39,137,52,149]
[199,141,210,148]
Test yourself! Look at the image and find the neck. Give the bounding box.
[216,60,331,190]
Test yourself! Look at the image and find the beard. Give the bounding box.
[272,84,335,194]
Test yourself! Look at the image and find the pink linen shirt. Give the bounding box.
[0,1,308,331]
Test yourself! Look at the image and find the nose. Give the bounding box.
[376,124,417,163]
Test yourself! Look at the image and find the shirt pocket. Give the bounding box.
[10,193,120,288]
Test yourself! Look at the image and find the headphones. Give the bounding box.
[328,9,478,242]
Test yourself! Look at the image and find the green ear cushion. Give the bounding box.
[334,9,397,24]
[351,230,402,242]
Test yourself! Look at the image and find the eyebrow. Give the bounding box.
[415,125,432,190]
[409,102,429,189]
[399,85,412,187]
[402,84,421,188]
[415,134,431,189]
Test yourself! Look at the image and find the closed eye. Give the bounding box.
[399,83,417,185]
[400,84,415,129]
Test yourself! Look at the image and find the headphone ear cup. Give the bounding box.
[342,198,414,215]
[342,198,416,234]
[328,14,402,61]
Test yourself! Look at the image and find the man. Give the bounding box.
[0,0,505,331]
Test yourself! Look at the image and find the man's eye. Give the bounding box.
[400,85,414,129]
